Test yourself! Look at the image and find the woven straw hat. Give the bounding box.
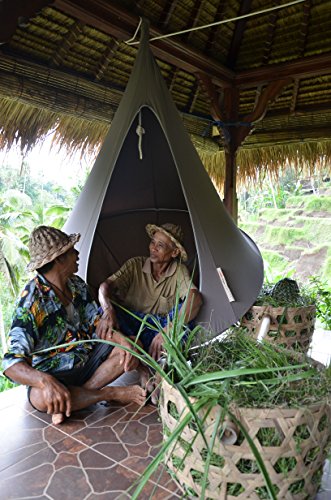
[27,225,80,271]
[145,223,187,261]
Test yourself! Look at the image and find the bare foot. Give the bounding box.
[137,364,155,393]
[52,413,65,425]
[150,373,162,405]
[103,385,146,406]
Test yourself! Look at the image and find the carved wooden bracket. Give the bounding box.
[198,72,292,150]
[197,72,223,122]
[243,78,292,123]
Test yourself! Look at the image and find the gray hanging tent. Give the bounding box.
[64,20,264,335]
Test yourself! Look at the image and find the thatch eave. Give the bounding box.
[1,96,329,192]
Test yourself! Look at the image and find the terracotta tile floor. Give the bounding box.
[1,328,330,499]
[0,386,182,499]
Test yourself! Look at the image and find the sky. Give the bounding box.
[0,134,95,190]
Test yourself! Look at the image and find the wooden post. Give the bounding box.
[197,74,291,222]
[223,140,238,220]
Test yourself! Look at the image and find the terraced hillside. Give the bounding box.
[239,190,331,286]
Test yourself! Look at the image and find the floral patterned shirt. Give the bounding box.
[2,274,100,375]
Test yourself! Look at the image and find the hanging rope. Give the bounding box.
[125,0,305,45]
[136,110,145,160]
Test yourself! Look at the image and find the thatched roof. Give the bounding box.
[0,0,330,187]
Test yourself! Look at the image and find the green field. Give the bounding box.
[239,191,331,286]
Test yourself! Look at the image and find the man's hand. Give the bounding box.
[113,333,139,372]
[149,332,164,361]
[5,362,72,417]
[96,307,118,341]
[39,374,72,417]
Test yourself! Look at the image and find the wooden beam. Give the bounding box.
[53,0,235,86]
[267,103,331,116]
[226,0,252,68]
[52,0,330,92]
[95,40,119,81]
[236,54,331,88]
[183,0,203,42]
[206,0,226,54]
[299,0,311,57]
[158,0,178,29]
[168,68,179,93]
[186,79,199,114]
[261,1,278,65]
[246,128,331,145]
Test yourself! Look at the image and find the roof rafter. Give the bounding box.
[158,0,178,29]
[206,0,226,54]
[226,0,252,68]
[299,0,311,57]
[51,20,83,67]
[95,39,119,81]
[53,0,330,91]
[186,78,200,114]
[53,0,234,85]
[182,0,204,42]
[261,0,278,65]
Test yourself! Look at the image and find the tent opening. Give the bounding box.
[87,106,199,295]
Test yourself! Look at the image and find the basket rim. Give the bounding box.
[160,379,330,414]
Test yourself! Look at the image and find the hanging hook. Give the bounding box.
[125,17,143,45]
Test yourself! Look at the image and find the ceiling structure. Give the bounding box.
[0,0,330,212]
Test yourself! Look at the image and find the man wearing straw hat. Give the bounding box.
[98,223,202,363]
[3,226,146,425]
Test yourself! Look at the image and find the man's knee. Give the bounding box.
[28,386,47,413]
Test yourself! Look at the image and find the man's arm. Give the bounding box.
[98,278,116,314]
[97,259,133,340]
[97,278,139,371]
[5,362,72,417]
[97,278,118,340]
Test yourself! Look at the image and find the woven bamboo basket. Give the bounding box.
[241,305,316,352]
[160,379,331,500]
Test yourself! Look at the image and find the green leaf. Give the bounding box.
[182,364,308,387]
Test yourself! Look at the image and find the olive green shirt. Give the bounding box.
[109,257,196,315]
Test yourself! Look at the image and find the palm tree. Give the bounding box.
[0,190,31,352]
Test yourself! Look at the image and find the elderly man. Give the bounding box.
[3,226,146,425]
[98,223,202,362]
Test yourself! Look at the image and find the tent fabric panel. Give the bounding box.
[99,109,188,218]
[65,20,264,335]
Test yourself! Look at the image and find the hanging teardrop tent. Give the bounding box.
[64,19,264,336]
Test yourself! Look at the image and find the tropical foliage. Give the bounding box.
[0,160,85,359]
